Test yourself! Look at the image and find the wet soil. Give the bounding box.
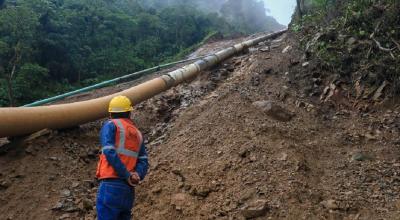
[0,33,400,220]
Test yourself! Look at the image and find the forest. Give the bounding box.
[0,0,283,107]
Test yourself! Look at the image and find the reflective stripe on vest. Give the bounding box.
[114,119,139,158]
[102,145,115,153]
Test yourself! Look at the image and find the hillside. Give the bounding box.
[0,31,400,219]
[0,0,235,107]
[0,1,400,219]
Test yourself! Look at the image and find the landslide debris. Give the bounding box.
[0,30,400,220]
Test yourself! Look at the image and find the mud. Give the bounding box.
[0,33,400,220]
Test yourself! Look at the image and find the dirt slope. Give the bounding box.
[1,33,400,220]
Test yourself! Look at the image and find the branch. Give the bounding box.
[391,37,400,51]
[10,64,16,80]
[372,37,395,52]
[9,42,22,79]
[369,21,381,39]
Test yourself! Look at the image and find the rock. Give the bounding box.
[295,100,306,108]
[171,193,191,211]
[60,189,71,197]
[262,68,273,75]
[71,182,80,188]
[59,213,71,219]
[321,199,338,210]
[11,174,25,179]
[351,152,370,161]
[282,45,292,53]
[347,37,357,45]
[0,180,11,189]
[81,198,93,211]
[86,149,97,159]
[172,169,185,183]
[84,213,96,220]
[252,101,294,122]
[64,205,79,213]
[25,145,36,155]
[278,153,288,161]
[190,186,211,198]
[250,73,260,86]
[278,91,289,101]
[49,157,58,161]
[227,66,235,72]
[52,202,64,210]
[249,48,258,53]
[260,47,270,52]
[151,186,162,194]
[240,199,269,219]
[306,103,315,112]
[364,132,377,141]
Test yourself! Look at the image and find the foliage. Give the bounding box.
[0,0,256,107]
[0,4,40,106]
[13,63,49,104]
[294,0,400,98]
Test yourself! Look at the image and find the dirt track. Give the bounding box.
[1,33,400,220]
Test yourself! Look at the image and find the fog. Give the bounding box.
[263,0,297,25]
[138,0,286,33]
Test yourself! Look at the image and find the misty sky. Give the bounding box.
[263,0,297,25]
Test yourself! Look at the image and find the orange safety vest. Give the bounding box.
[96,118,143,179]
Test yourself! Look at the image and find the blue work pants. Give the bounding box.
[96,179,135,220]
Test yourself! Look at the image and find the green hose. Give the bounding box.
[23,56,208,107]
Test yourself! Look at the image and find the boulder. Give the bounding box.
[240,199,269,219]
[321,199,338,210]
[252,101,294,122]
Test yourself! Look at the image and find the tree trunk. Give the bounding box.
[6,76,14,107]
[296,0,303,18]
[77,68,81,84]
[6,64,17,107]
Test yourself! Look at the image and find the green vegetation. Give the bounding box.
[293,0,400,97]
[0,0,284,107]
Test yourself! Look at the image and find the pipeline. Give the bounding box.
[0,29,287,138]
[24,55,210,107]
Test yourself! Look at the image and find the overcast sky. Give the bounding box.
[263,0,297,25]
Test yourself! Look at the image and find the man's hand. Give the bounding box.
[130,172,140,184]
[127,172,140,187]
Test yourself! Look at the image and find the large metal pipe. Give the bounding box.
[23,55,211,107]
[0,29,287,138]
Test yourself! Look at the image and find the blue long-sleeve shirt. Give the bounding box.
[100,120,149,180]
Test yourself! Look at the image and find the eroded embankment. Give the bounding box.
[1,33,400,220]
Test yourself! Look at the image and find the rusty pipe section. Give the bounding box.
[0,29,287,138]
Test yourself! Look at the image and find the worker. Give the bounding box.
[96,95,149,220]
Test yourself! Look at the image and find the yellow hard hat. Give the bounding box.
[108,96,133,113]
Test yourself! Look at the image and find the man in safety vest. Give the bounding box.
[96,95,149,220]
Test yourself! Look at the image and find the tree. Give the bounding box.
[296,0,304,18]
[13,63,49,104]
[0,6,39,106]
[0,0,251,106]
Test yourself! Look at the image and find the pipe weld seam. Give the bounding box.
[161,74,175,87]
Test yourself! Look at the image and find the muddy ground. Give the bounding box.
[0,32,400,220]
